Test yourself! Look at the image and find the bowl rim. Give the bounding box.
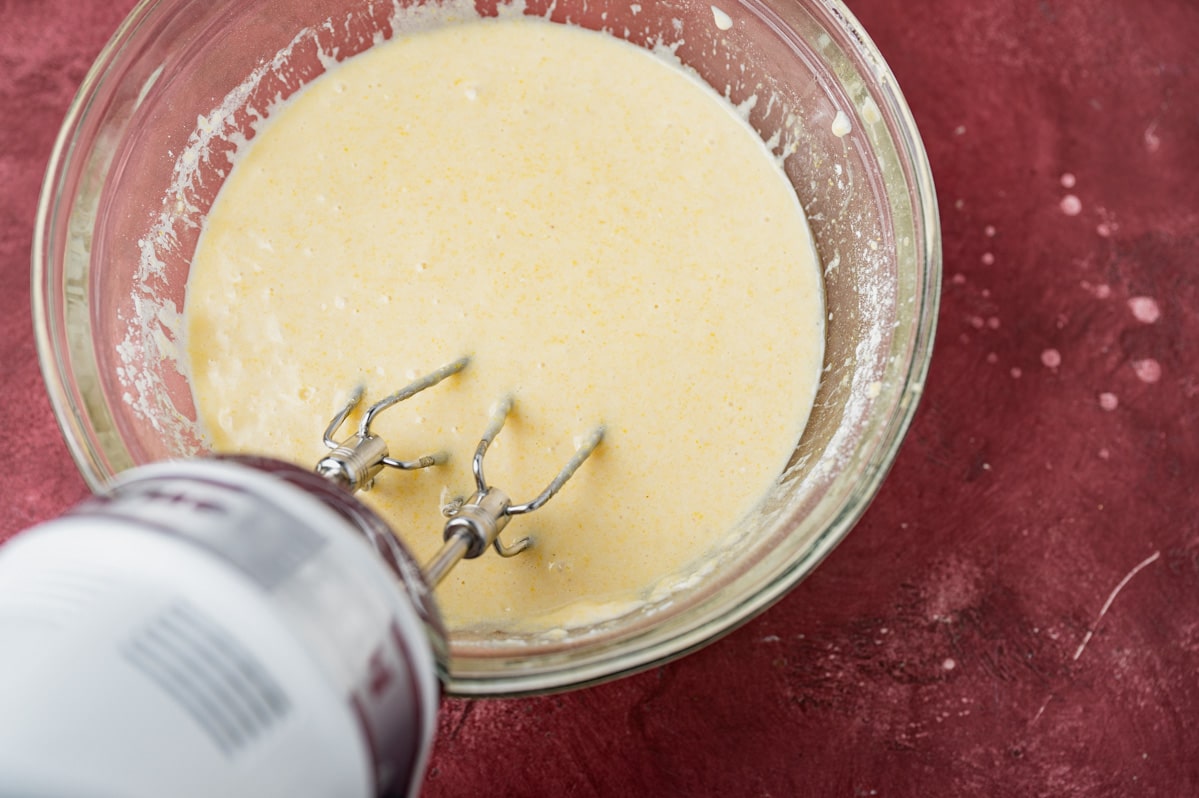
[32,0,941,696]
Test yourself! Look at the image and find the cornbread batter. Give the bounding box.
[184,17,823,631]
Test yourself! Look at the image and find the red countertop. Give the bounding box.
[3,0,1198,795]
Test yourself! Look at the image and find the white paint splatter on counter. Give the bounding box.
[1128,296,1161,324]
[1041,348,1062,368]
[1133,358,1162,383]
[1061,194,1082,215]
[1144,121,1161,153]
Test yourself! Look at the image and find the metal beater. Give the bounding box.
[314,356,605,586]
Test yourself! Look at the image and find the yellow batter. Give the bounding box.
[184,17,824,631]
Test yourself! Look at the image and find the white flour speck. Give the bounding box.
[1041,348,1062,368]
[1061,195,1082,216]
[831,109,852,137]
[710,5,733,30]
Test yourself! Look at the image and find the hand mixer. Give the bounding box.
[0,358,602,798]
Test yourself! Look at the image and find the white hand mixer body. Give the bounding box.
[0,359,602,797]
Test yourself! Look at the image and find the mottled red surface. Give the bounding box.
[3,0,1198,795]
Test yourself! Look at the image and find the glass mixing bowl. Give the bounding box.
[33,0,939,695]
